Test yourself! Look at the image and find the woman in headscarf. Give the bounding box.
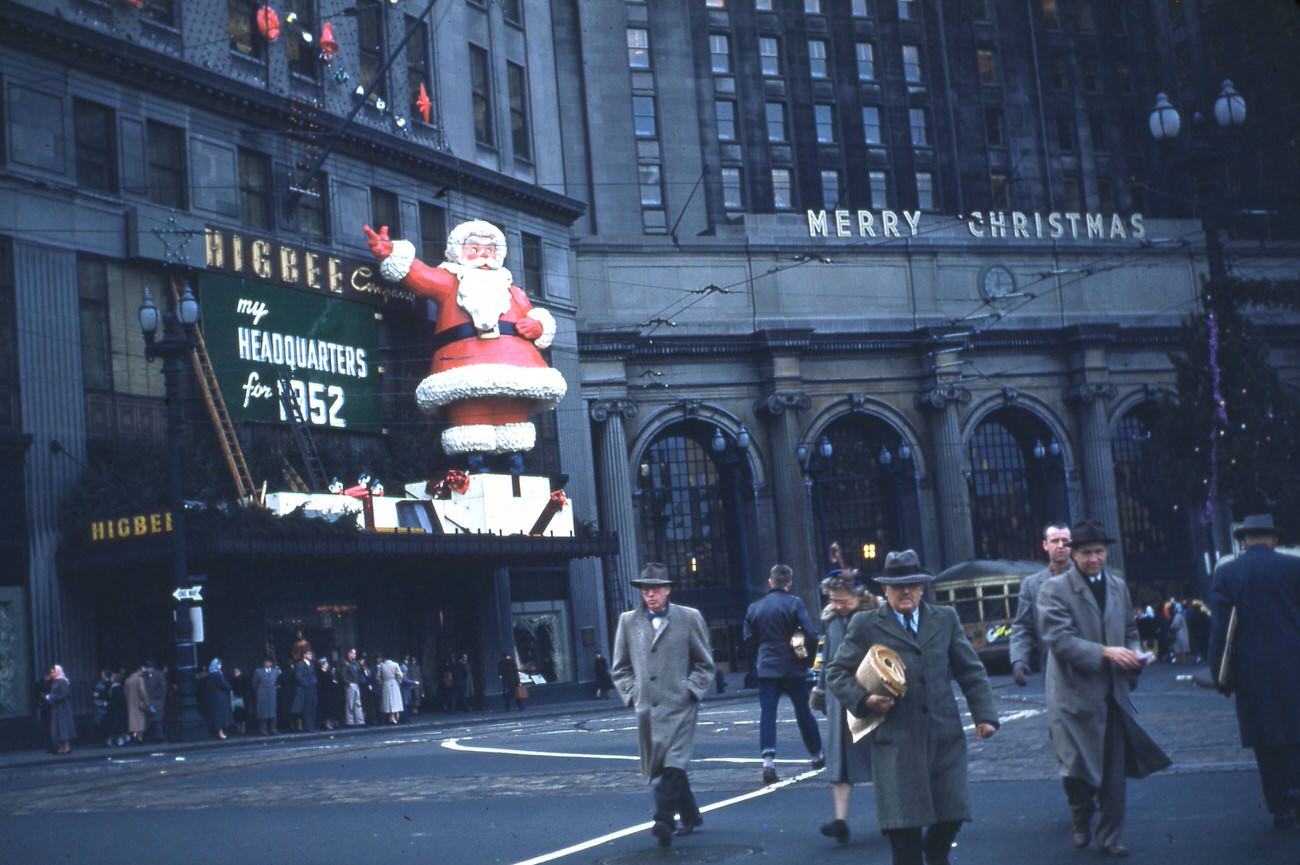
[46,665,76,755]
[200,658,234,740]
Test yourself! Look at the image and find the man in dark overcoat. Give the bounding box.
[827,550,998,865]
[1038,520,1171,858]
[1209,513,1300,828]
[743,563,824,784]
[611,563,716,848]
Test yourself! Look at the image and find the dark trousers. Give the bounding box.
[757,676,822,757]
[1253,744,1300,816]
[652,767,700,828]
[884,820,961,865]
[1063,699,1127,848]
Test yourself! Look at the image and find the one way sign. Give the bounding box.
[172,586,204,602]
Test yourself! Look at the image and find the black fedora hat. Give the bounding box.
[1067,520,1117,547]
[875,549,936,585]
[630,562,675,589]
[1233,513,1278,540]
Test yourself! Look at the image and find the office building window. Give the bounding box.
[146,121,186,210]
[1076,0,1095,30]
[909,108,928,146]
[903,45,922,83]
[371,187,400,236]
[862,106,883,144]
[1098,178,1114,213]
[643,208,667,233]
[507,62,531,161]
[771,168,793,209]
[916,171,934,209]
[706,0,726,6]
[229,0,265,61]
[1050,57,1066,91]
[805,0,821,12]
[1082,56,1099,92]
[238,148,272,231]
[78,257,113,392]
[722,167,743,210]
[815,105,835,143]
[285,0,320,80]
[991,172,1010,209]
[639,162,663,206]
[851,0,869,14]
[1042,0,1058,27]
[766,102,787,142]
[521,232,544,297]
[869,170,889,208]
[633,96,657,137]
[820,170,840,208]
[756,0,772,9]
[628,28,650,69]
[418,201,447,261]
[1090,113,1108,151]
[406,15,433,124]
[1063,176,1082,211]
[710,34,731,74]
[760,37,781,76]
[298,173,329,244]
[808,40,828,78]
[76,100,117,193]
[973,0,991,19]
[470,44,494,146]
[1057,114,1076,152]
[985,106,1004,146]
[715,100,736,140]
[357,1,388,103]
[977,48,997,85]
[898,0,915,20]
[1115,62,1132,93]
[502,0,522,24]
[856,42,875,81]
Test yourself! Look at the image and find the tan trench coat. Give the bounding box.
[124,670,149,734]
[1038,566,1171,787]
[610,602,715,780]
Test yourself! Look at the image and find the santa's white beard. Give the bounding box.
[442,262,514,334]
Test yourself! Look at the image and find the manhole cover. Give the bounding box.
[596,845,760,864]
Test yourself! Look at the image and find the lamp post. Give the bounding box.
[796,435,833,579]
[138,279,206,741]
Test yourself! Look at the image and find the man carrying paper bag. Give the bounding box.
[827,550,999,865]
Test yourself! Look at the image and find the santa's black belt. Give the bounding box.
[430,321,519,353]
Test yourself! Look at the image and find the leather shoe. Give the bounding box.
[1071,823,1091,849]
[1099,843,1130,857]
[651,822,673,848]
[762,766,779,785]
[811,754,826,770]
[819,819,850,844]
[675,816,703,837]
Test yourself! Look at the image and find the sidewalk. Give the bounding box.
[1,671,757,771]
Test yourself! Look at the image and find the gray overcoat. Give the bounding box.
[818,596,876,785]
[1009,566,1052,670]
[611,602,715,781]
[826,601,999,831]
[251,665,280,721]
[1038,566,1171,787]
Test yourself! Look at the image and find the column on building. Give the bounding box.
[754,390,816,597]
[1065,326,1124,572]
[916,382,975,568]
[589,398,640,618]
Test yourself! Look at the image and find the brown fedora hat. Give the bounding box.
[1066,520,1117,547]
[875,549,935,585]
[1233,513,1278,540]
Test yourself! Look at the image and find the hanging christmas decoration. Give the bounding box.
[415,82,432,124]
[373,96,386,113]
[124,0,143,7]
[1200,308,1229,527]
[256,6,281,42]
[319,22,339,59]
[334,67,351,84]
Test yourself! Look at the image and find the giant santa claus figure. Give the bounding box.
[363,220,567,458]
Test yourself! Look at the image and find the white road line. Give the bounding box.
[507,769,822,865]
[442,738,818,765]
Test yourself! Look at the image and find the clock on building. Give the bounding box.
[979,265,1016,301]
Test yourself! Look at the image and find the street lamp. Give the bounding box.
[138,279,206,742]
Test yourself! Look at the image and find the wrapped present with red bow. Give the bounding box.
[528,489,568,536]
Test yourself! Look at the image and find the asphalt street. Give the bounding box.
[1,664,1295,865]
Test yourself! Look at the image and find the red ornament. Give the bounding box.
[319,22,339,59]
[415,82,432,124]
[256,6,280,42]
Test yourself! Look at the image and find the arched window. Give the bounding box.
[634,421,749,593]
[968,408,1068,560]
[808,414,919,578]
[1112,403,1194,600]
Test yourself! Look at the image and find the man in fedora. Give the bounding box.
[743,563,825,784]
[1038,520,1171,857]
[826,550,999,865]
[1209,514,1300,829]
[610,563,716,847]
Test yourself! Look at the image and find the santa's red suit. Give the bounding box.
[364,220,566,455]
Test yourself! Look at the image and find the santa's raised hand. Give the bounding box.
[363,224,393,259]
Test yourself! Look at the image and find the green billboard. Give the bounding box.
[200,273,381,433]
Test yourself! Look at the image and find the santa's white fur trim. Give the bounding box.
[415,364,567,410]
[380,239,416,282]
[528,308,557,350]
[494,423,536,452]
[442,425,497,454]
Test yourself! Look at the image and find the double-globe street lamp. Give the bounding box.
[138,280,207,741]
